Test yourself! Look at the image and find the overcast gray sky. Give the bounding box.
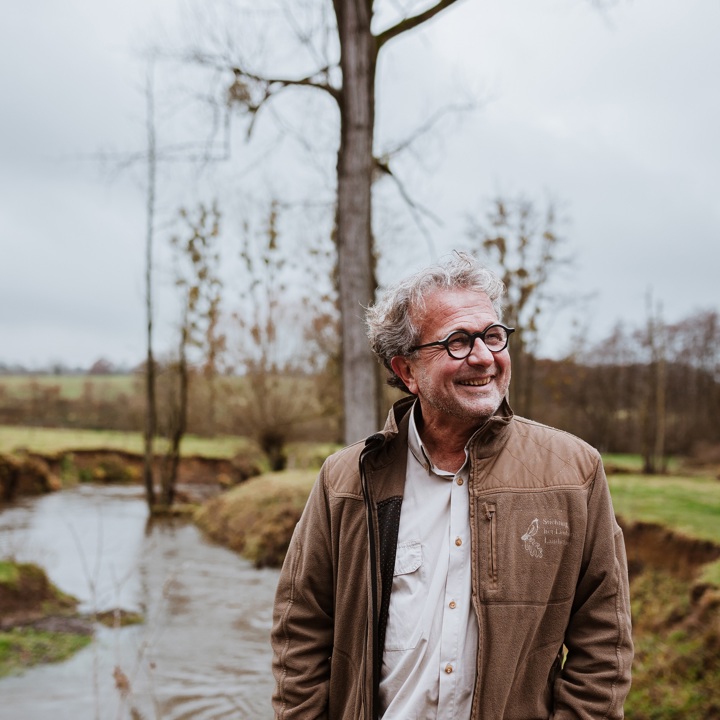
[1,0,718,369]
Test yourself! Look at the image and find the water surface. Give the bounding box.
[0,485,279,720]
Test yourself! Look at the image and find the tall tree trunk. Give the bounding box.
[334,1,381,443]
[161,342,188,509]
[143,67,157,508]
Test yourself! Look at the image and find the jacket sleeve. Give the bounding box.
[271,464,335,720]
[552,460,634,720]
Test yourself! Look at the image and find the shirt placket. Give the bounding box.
[437,464,470,718]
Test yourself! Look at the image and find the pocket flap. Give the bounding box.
[393,541,422,576]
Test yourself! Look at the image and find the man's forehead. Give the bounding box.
[415,288,497,332]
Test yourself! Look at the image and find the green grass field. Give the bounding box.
[0,425,338,471]
[0,374,137,401]
[602,453,681,473]
[0,425,254,459]
[609,473,720,545]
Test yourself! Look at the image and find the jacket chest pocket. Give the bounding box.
[474,497,585,603]
[384,541,424,652]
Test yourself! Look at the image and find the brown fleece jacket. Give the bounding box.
[271,398,633,719]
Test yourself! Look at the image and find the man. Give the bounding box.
[271,254,633,719]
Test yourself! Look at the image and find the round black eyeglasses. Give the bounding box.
[409,324,515,359]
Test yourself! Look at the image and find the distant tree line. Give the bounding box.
[529,309,720,467]
[1,307,718,468]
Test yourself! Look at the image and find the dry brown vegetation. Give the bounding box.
[0,453,61,501]
[194,470,315,568]
[623,523,720,719]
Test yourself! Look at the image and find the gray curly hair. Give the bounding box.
[366,253,505,392]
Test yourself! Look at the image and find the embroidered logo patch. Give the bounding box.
[520,517,572,557]
[521,518,543,558]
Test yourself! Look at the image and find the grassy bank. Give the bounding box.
[0,425,339,470]
[0,425,255,459]
[609,473,720,584]
[196,467,720,572]
[609,473,720,542]
[610,472,720,719]
[0,627,92,677]
[0,560,91,677]
[627,568,720,719]
[195,470,316,568]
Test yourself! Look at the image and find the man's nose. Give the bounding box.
[466,337,494,365]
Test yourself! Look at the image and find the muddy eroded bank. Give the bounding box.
[619,520,720,719]
[0,448,260,502]
[622,520,720,581]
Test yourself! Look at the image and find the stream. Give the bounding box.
[0,484,280,720]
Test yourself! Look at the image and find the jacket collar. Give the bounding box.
[466,397,514,459]
[367,394,514,470]
[384,395,513,451]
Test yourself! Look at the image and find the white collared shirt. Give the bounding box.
[378,403,478,719]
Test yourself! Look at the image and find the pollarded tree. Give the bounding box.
[229,199,340,469]
[188,0,465,443]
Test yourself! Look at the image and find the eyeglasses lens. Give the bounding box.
[446,327,508,358]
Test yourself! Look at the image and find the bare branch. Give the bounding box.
[374,159,441,257]
[190,50,341,107]
[232,66,342,106]
[280,0,336,72]
[375,0,463,49]
[379,100,475,161]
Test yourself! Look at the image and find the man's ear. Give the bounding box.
[390,356,418,395]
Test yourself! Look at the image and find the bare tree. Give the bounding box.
[133,59,235,511]
[186,0,465,443]
[230,199,339,468]
[468,195,571,418]
[160,202,224,508]
[668,310,720,453]
[142,67,158,508]
[638,294,667,474]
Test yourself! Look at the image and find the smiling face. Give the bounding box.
[391,288,511,441]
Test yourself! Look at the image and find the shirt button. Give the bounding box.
[445,664,453,674]
[449,600,457,609]
[456,477,464,486]
[455,537,463,547]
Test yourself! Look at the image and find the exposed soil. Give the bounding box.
[0,449,261,502]
[0,561,76,624]
[620,519,720,581]
[0,561,94,640]
[44,449,259,486]
[0,454,61,501]
[18,614,95,635]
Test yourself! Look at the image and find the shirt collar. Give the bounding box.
[407,400,469,478]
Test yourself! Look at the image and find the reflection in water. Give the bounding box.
[0,485,279,720]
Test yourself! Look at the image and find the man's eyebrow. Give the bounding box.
[447,323,498,334]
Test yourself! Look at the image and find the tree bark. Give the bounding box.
[334,0,381,443]
[161,337,188,508]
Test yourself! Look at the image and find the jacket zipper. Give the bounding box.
[484,501,498,587]
[359,433,386,720]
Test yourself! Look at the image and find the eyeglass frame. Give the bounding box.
[408,324,515,359]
